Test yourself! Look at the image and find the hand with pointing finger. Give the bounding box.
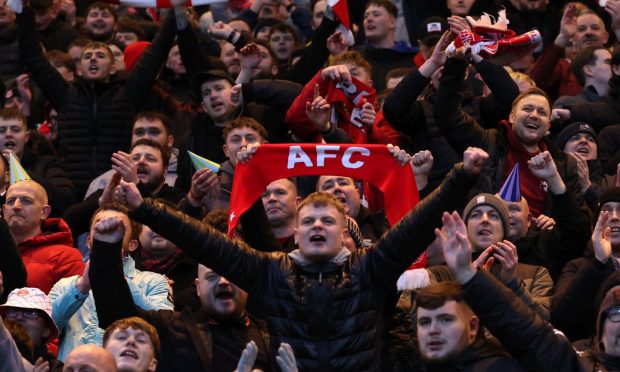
[305,84,331,131]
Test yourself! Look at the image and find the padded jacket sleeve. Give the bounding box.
[434,58,494,155]
[366,163,478,288]
[125,10,177,107]
[462,270,581,371]
[129,200,276,296]
[17,7,69,110]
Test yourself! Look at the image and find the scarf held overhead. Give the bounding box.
[327,77,377,144]
[228,144,425,267]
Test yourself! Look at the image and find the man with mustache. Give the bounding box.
[89,211,270,371]
[62,139,186,245]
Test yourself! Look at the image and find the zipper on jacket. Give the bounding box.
[90,83,99,177]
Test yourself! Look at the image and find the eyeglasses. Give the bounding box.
[4,308,41,320]
[607,307,620,322]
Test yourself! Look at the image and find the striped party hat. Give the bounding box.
[9,152,30,185]
[188,150,220,173]
[498,164,521,202]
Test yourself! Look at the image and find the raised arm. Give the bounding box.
[125,7,177,106]
[16,7,69,110]
[437,211,581,371]
[0,220,26,304]
[120,181,274,295]
[383,31,451,128]
[366,147,487,287]
[434,57,491,154]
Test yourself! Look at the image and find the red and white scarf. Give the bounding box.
[228,144,426,268]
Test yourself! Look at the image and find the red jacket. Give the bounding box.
[18,218,84,293]
[284,70,403,145]
[529,45,581,101]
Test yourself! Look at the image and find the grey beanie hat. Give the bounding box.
[462,193,511,237]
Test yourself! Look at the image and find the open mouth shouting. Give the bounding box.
[3,139,16,151]
[309,234,327,245]
[119,349,139,360]
[214,287,234,303]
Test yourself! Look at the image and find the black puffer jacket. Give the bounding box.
[128,163,476,371]
[18,8,175,194]
[0,24,21,81]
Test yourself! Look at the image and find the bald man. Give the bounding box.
[64,344,118,372]
[2,180,84,293]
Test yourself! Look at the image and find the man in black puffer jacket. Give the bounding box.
[15,0,180,196]
[110,145,487,371]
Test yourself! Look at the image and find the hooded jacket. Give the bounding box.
[18,218,84,293]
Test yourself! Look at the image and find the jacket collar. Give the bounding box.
[287,247,351,267]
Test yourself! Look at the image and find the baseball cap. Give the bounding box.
[191,69,235,98]
[419,16,448,46]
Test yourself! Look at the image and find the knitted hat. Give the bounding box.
[462,193,510,237]
[556,122,597,150]
[597,187,620,216]
[345,215,363,249]
[0,288,59,341]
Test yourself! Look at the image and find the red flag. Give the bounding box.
[327,0,350,28]
[227,144,426,268]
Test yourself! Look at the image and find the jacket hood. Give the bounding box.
[18,218,74,250]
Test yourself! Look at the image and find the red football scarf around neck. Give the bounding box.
[228,144,425,267]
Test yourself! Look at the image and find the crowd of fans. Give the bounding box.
[0,0,620,370]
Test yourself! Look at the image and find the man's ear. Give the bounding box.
[583,64,594,78]
[469,315,479,341]
[41,205,51,220]
[109,60,118,76]
[367,79,373,88]
[148,358,158,372]
[167,135,174,148]
[25,129,30,144]
[127,239,139,253]
[293,227,299,245]
[508,110,515,125]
